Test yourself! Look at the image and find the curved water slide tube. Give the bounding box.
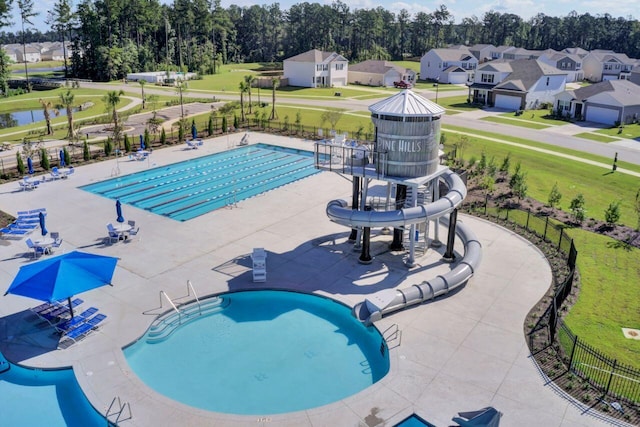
[326,170,482,325]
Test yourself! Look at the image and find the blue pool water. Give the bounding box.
[0,360,106,426]
[81,143,320,221]
[124,290,390,415]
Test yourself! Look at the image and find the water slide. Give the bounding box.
[325,169,482,325]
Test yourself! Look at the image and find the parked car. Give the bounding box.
[394,81,411,89]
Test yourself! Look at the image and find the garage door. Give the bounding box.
[495,94,521,110]
[585,106,619,125]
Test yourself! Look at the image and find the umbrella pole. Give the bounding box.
[68,297,75,318]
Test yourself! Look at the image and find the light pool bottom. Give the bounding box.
[124,290,389,415]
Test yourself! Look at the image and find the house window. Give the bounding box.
[604,63,613,71]
[481,74,494,83]
[558,100,570,112]
[335,63,344,71]
[546,77,550,86]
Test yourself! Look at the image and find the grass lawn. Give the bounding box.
[436,95,482,113]
[574,132,620,143]
[442,129,640,227]
[481,116,552,129]
[9,60,64,71]
[391,60,420,73]
[563,228,640,369]
[596,122,640,140]
[497,110,569,126]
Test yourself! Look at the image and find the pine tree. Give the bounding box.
[40,148,50,170]
[160,127,167,145]
[16,152,25,175]
[83,139,90,161]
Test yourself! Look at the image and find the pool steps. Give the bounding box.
[146,297,230,343]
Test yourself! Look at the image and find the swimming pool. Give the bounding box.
[124,290,389,415]
[81,143,320,221]
[0,357,107,426]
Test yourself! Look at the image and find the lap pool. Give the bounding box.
[81,143,320,221]
[124,290,390,415]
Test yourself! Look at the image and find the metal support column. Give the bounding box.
[359,206,373,264]
[348,176,360,242]
[431,178,442,247]
[390,184,407,251]
[442,208,458,263]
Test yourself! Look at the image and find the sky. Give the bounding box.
[10,0,638,35]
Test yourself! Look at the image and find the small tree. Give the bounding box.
[476,151,487,175]
[481,174,495,194]
[83,138,90,161]
[160,127,167,145]
[233,114,239,129]
[454,135,469,160]
[511,171,528,201]
[144,128,151,146]
[548,182,562,208]
[16,152,25,175]
[222,116,228,132]
[40,148,50,170]
[62,147,70,166]
[320,110,344,130]
[569,194,586,224]
[104,137,113,156]
[178,122,184,142]
[604,201,621,226]
[500,153,511,173]
[208,115,214,136]
[295,110,302,132]
[123,134,131,152]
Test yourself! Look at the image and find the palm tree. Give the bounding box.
[244,75,256,114]
[238,80,248,122]
[103,89,125,145]
[139,79,147,109]
[270,77,280,120]
[58,90,76,140]
[39,98,58,135]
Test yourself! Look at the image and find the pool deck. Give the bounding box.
[0,133,627,427]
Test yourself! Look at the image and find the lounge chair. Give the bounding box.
[59,313,107,347]
[251,248,267,282]
[25,238,46,258]
[63,167,74,178]
[37,299,85,325]
[1,227,31,238]
[50,167,62,180]
[18,180,36,191]
[452,407,502,427]
[31,298,83,317]
[55,307,99,334]
[185,139,203,149]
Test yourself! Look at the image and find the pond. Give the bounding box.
[0,108,72,129]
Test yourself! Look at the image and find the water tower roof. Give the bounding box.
[369,89,445,117]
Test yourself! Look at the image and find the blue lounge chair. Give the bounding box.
[60,313,107,346]
[55,307,98,333]
[37,299,84,324]
[1,227,30,237]
[25,238,46,258]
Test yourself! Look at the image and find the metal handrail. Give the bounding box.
[159,291,181,324]
[106,396,132,423]
[186,280,201,315]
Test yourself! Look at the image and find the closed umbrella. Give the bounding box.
[191,122,197,139]
[39,211,47,236]
[116,199,125,223]
[59,149,66,167]
[27,157,34,174]
[4,251,118,318]
[139,134,145,150]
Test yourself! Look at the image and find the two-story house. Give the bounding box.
[468,44,496,63]
[283,49,348,88]
[420,47,478,84]
[538,52,584,82]
[582,50,636,82]
[469,59,567,110]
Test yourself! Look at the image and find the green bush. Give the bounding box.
[40,148,50,170]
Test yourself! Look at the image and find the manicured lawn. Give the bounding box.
[9,60,64,71]
[391,60,420,73]
[442,129,640,227]
[436,95,481,113]
[481,116,552,129]
[563,228,640,369]
[574,132,620,143]
[497,110,569,126]
[596,122,640,140]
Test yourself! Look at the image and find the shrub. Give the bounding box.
[103,137,113,156]
[160,127,167,145]
[548,182,562,208]
[208,116,214,136]
[569,194,586,224]
[123,133,131,152]
[500,153,511,173]
[40,148,50,170]
[604,201,621,225]
[83,139,90,161]
[16,152,25,175]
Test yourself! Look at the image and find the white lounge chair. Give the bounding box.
[251,248,267,282]
[106,223,120,244]
[185,139,203,149]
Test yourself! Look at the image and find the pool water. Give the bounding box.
[0,361,107,426]
[124,290,389,415]
[81,143,320,221]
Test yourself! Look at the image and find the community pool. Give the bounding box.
[0,357,107,426]
[81,143,320,221]
[124,290,390,415]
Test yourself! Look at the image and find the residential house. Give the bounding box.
[562,47,590,58]
[420,47,477,84]
[469,58,567,110]
[40,42,72,61]
[348,60,416,87]
[488,45,515,61]
[2,44,18,62]
[15,45,41,63]
[629,68,640,86]
[555,79,640,125]
[538,51,584,82]
[283,49,348,88]
[468,44,495,63]
[582,50,636,82]
[502,47,550,60]
[126,71,197,84]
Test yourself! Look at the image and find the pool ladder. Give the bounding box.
[105,396,131,424]
[383,323,401,350]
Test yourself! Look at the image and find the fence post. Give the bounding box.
[568,333,578,371]
[605,359,618,396]
[558,230,563,251]
[526,208,531,231]
[544,216,549,241]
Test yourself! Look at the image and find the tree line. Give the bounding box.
[0,0,639,82]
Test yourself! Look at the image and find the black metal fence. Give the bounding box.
[467,202,640,406]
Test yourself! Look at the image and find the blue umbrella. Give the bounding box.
[139,134,145,150]
[59,149,66,167]
[116,199,125,223]
[39,211,47,236]
[4,251,118,318]
[27,157,34,174]
[191,122,197,139]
